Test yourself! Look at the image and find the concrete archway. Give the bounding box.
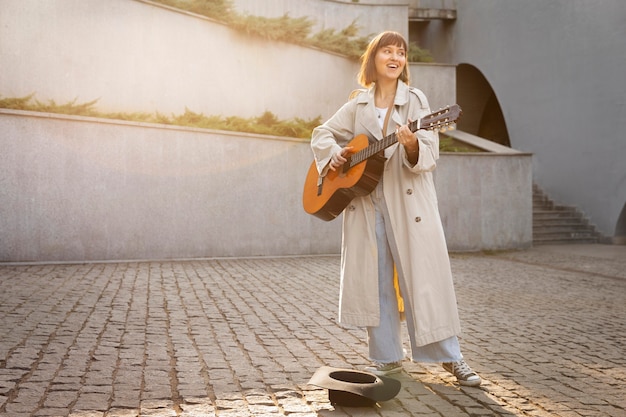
[456,63,510,147]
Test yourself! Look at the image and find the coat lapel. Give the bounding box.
[355,81,411,153]
[390,81,409,132]
[356,89,383,142]
[354,96,399,163]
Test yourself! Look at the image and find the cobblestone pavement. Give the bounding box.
[0,244,624,417]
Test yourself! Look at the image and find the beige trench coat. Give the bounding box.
[311,81,462,346]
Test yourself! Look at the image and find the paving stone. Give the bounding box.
[42,390,76,408]
[33,407,71,416]
[0,245,625,416]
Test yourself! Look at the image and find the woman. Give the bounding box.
[310,31,481,386]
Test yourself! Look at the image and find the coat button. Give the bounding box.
[415,216,422,222]
[348,205,356,211]
[406,189,413,195]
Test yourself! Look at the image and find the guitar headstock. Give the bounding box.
[421,104,462,132]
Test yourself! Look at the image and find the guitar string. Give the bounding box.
[345,107,458,168]
[349,119,420,168]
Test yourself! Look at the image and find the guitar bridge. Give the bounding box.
[316,175,324,196]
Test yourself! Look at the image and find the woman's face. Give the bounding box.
[374,43,406,83]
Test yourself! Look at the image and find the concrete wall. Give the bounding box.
[0,111,532,262]
[0,0,452,123]
[0,111,340,262]
[0,0,354,121]
[418,0,626,239]
[230,0,409,41]
[437,153,532,251]
[0,0,532,262]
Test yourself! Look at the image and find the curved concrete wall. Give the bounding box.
[419,0,626,239]
[0,111,531,262]
[0,111,341,261]
[0,0,451,123]
[231,0,409,41]
[0,0,357,121]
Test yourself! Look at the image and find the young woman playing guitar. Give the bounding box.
[308,31,481,386]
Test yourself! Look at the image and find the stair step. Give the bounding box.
[534,205,577,211]
[534,229,595,235]
[533,237,599,245]
[534,213,586,222]
[534,234,598,240]
[534,215,588,222]
[534,225,595,232]
[534,229,598,238]
[532,184,601,245]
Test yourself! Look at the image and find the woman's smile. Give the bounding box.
[375,44,406,80]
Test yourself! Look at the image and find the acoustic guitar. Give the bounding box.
[302,104,461,221]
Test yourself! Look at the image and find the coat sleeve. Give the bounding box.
[310,99,358,175]
[402,89,440,173]
[404,129,439,173]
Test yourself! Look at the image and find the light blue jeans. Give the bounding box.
[367,183,463,364]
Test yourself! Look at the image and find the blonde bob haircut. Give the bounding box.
[358,31,410,88]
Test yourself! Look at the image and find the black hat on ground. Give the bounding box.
[308,366,401,407]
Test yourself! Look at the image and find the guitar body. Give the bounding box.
[302,104,462,221]
[302,134,386,221]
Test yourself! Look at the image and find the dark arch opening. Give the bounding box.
[456,63,510,147]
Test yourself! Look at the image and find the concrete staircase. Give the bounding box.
[533,184,601,244]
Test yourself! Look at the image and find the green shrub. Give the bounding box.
[2,95,476,152]
[230,13,313,43]
[439,134,482,152]
[0,94,320,139]
[157,0,235,20]
[151,0,433,62]
[0,94,35,109]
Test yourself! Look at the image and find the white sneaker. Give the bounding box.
[364,361,403,376]
[442,360,482,386]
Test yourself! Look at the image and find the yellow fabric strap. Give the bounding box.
[393,265,405,321]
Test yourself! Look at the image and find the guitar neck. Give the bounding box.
[349,119,419,168]
[345,104,460,169]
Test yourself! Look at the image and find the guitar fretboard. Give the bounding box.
[348,119,420,168]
